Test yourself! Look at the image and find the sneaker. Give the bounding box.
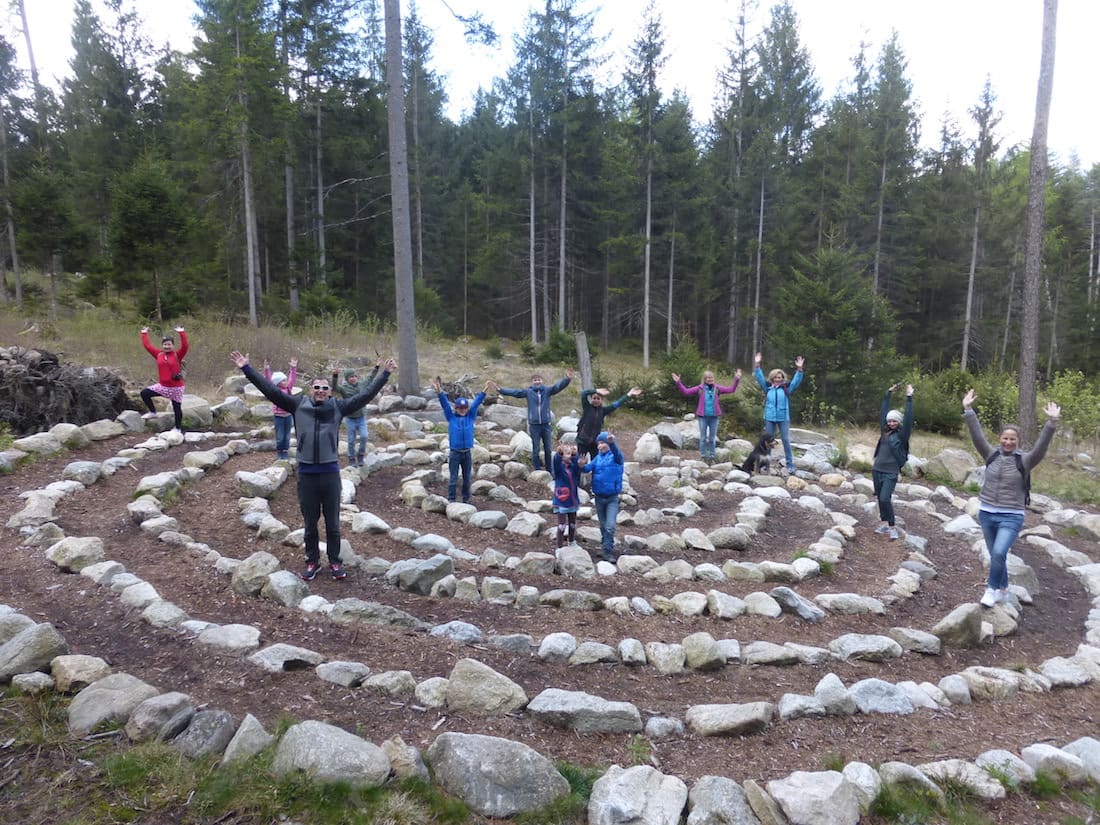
[996,588,1008,604]
[874,524,891,535]
[888,527,899,540]
[979,587,998,608]
[301,562,320,582]
[141,412,157,420]
[329,562,347,580]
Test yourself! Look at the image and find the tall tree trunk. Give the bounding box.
[541,174,550,341]
[15,0,48,152]
[642,154,652,367]
[961,204,981,370]
[667,210,676,354]
[872,148,888,294]
[528,104,538,345]
[1088,207,1096,340]
[752,174,765,354]
[1018,0,1057,439]
[411,61,424,281]
[999,259,1018,372]
[726,208,740,363]
[0,100,21,306]
[315,98,326,280]
[384,0,420,394]
[241,125,259,326]
[557,22,569,332]
[279,0,299,312]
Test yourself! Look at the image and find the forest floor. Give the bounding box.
[1,424,1099,824]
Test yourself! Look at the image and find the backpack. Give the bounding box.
[986,451,1030,506]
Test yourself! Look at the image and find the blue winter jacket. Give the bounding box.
[753,367,804,423]
[439,391,486,451]
[498,376,570,425]
[583,441,624,497]
[551,452,581,510]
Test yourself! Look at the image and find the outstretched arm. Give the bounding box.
[230,351,297,410]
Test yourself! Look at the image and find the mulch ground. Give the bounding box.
[1,428,1098,823]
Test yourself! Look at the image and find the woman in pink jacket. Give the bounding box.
[672,369,741,464]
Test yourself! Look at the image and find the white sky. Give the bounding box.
[9,0,1098,167]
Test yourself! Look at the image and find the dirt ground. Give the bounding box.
[1,427,1098,823]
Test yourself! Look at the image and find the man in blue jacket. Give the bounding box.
[582,431,624,562]
[231,350,395,581]
[433,377,491,503]
[492,369,574,471]
[753,352,806,474]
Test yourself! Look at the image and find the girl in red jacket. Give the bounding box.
[140,326,188,431]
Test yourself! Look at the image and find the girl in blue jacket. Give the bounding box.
[551,443,581,548]
[582,432,624,562]
[753,352,805,473]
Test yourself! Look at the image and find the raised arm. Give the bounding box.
[230,351,298,410]
[961,389,994,458]
[175,327,188,360]
[340,357,396,416]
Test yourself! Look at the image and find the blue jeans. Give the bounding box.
[297,471,342,564]
[764,419,794,471]
[594,494,620,557]
[273,414,293,459]
[698,416,718,458]
[448,449,473,502]
[346,415,368,460]
[872,470,898,525]
[979,509,1025,590]
[530,421,553,470]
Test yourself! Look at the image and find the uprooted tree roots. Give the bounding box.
[0,346,134,435]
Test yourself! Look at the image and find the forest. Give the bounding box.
[0,0,1097,426]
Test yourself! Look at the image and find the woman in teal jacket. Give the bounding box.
[752,352,805,473]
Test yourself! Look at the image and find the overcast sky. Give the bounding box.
[10,0,1098,167]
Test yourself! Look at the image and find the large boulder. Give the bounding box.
[272,720,390,787]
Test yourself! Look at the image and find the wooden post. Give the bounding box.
[574,331,593,389]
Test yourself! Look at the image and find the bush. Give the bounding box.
[1046,370,1100,443]
[915,368,1018,435]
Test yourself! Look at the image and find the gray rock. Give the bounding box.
[813,673,857,716]
[427,732,569,818]
[770,586,827,622]
[260,570,309,607]
[316,661,371,687]
[430,621,485,645]
[273,720,390,787]
[68,672,160,735]
[45,536,106,572]
[11,672,54,694]
[173,709,237,759]
[51,654,111,693]
[490,633,534,655]
[682,632,725,671]
[828,633,904,662]
[0,623,70,682]
[221,713,274,765]
[196,624,261,654]
[887,627,942,655]
[686,775,762,825]
[937,674,972,704]
[231,551,282,596]
[329,598,429,631]
[570,641,618,664]
[590,765,689,825]
[0,613,35,644]
[527,688,642,732]
[1021,743,1089,783]
[741,779,788,825]
[364,670,417,697]
[381,734,429,780]
[646,642,686,675]
[445,658,527,714]
[931,603,983,647]
[975,749,1036,787]
[539,589,604,610]
[645,716,684,739]
[878,761,944,799]
[125,692,194,742]
[685,702,774,736]
[399,554,455,595]
[247,643,324,673]
[841,762,881,812]
[767,771,860,825]
[848,679,914,715]
[1062,737,1100,783]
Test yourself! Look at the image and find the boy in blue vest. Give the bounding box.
[433,377,491,503]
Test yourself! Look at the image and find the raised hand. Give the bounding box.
[483,380,494,393]
[794,355,805,369]
[384,357,397,371]
[140,327,149,334]
[263,358,271,370]
[963,389,977,410]
[565,368,576,379]
[734,368,742,380]
[289,357,298,369]
[889,383,900,392]
[175,326,185,332]
[229,351,249,368]
[1044,401,1061,420]
[431,377,442,393]
[596,388,611,396]
[906,384,914,397]
[671,373,680,383]
[754,352,762,366]
[627,387,643,397]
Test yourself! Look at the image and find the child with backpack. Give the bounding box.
[551,442,580,548]
[872,383,914,540]
[963,388,1060,608]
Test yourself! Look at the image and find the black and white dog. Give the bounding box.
[740,433,778,475]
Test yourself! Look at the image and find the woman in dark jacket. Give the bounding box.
[872,383,914,540]
[963,388,1060,607]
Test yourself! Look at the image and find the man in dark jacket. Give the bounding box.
[492,369,574,471]
[231,350,394,581]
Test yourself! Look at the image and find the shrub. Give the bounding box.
[1046,370,1100,444]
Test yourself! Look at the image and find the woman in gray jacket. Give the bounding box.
[962,389,1060,607]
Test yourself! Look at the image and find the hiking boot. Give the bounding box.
[301,562,321,582]
[874,524,891,535]
[329,562,347,580]
[888,527,899,540]
[979,587,998,608]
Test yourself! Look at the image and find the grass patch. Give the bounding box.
[513,761,601,825]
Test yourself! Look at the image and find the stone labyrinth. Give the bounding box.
[2,372,1100,824]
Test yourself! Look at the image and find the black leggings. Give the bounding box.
[297,471,342,564]
[556,512,577,547]
[140,387,183,430]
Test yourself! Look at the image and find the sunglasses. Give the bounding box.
[312,385,330,391]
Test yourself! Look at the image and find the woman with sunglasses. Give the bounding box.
[230,350,395,581]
